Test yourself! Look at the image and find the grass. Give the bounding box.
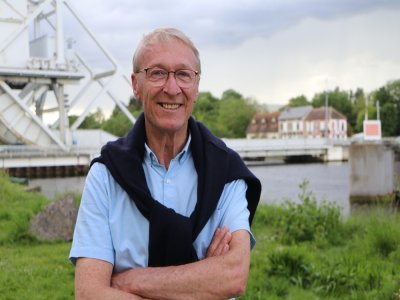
[0,243,74,300]
[243,182,400,300]
[0,171,75,299]
[1,172,399,299]
[0,172,50,244]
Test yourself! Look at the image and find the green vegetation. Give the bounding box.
[0,243,74,300]
[0,172,50,244]
[244,182,400,300]
[1,172,399,299]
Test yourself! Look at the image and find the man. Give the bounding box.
[69,27,261,299]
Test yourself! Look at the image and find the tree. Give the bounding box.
[312,87,353,125]
[288,95,310,107]
[192,92,220,134]
[371,79,400,136]
[194,90,258,138]
[102,109,134,137]
[221,89,243,101]
[217,90,257,138]
[69,107,105,129]
[351,88,367,133]
[379,103,397,136]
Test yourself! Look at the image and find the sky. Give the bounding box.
[61,0,400,110]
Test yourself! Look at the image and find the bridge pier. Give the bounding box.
[349,141,400,205]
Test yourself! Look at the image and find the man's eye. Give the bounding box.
[149,69,167,78]
[176,70,192,80]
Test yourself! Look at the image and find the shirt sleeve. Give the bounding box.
[69,163,115,266]
[217,179,256,249]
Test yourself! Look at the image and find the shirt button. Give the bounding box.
[165,179,171,184]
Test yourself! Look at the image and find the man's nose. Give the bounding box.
[163,72,181,95]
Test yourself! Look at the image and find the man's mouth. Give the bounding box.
[160,103,181,110]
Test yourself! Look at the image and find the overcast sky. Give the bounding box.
[64,0,400,108]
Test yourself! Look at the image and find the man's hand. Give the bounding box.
[206,226,232,258]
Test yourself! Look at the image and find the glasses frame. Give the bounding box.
[137,67,199,88]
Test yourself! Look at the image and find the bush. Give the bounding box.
[267,246,312,288]
[277,181,341,245]
[247,182,400,299]
[366,214,400,257]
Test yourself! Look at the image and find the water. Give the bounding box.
[249,162,350,216]
[28,161,350,215]
[28,176,86,199]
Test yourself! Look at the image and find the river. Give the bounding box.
[28,161,350,216]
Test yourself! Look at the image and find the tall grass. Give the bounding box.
[244,181,400,299]
[1,173,399,299]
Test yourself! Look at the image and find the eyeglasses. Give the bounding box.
[137,67,199,88]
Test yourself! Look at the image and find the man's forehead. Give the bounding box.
[140,40,197,67]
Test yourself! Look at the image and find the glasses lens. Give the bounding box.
[176,70,195,85]
[144,67,197,87]
[147,68,168,82]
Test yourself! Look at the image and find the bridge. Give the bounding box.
[224,138,348,161]
[0,137,349,177]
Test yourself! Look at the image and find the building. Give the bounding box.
[246,112,281,139]
[278,106,313,139]
[304,107,347,139]
[248,106,348,140]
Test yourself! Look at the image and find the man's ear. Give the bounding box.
[131,73,141,100]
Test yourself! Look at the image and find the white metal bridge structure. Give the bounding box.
[0,0,134,153]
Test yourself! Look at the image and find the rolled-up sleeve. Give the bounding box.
[218,179,255,249]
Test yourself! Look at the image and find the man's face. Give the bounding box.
[132,40,199,136]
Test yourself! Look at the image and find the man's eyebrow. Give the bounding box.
[147,62,195,70]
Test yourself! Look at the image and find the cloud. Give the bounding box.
[69,0,400,51]
[60,0,400,105]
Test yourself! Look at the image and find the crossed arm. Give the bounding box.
[75,228,251,300]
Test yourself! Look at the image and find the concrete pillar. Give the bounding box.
[349,142,398,203]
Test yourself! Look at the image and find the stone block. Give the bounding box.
[30,193,78,242]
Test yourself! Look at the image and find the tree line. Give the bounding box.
[70,78,400,138]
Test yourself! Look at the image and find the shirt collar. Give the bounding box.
[144,134,192,166]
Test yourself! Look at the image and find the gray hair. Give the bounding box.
[132,28,201,74]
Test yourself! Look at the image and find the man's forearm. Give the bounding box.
[75,258,151,300]
[111,230,250,300]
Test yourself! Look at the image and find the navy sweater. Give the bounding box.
[92,113,261,267]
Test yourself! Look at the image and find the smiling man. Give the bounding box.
[69,28,261,300]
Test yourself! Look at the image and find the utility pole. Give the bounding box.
[324,80,329,138]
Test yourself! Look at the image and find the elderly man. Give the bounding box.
[69,27,261,299]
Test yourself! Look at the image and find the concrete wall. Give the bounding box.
[349,143,397,199]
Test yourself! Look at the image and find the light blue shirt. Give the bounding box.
[69,137,254,273]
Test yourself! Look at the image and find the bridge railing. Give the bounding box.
[0,145,99,158]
